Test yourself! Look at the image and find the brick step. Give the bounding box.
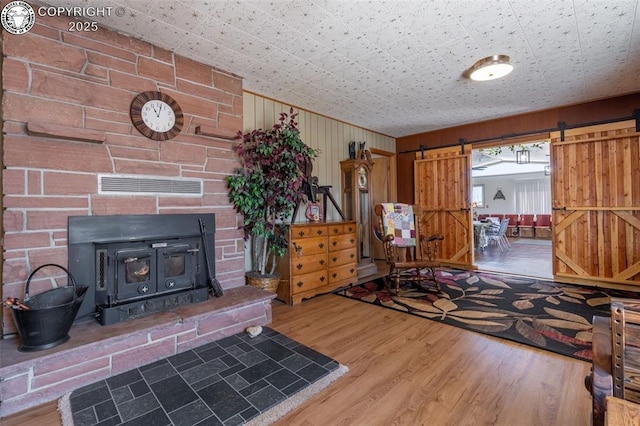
[0,286,275,418]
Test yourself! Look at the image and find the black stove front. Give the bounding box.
[68,214,216,325]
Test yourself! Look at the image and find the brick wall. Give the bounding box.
[1,8,246,336]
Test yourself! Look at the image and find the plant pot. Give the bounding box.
[246,272,280,294]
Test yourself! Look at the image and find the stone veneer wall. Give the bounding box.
[1,8,247,336]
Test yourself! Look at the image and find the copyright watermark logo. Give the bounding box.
[1,1,36,35]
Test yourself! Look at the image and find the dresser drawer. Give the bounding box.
[291,269,328,294]
[329,247,357,267]
[290,236,327,256]
[290,253,327,275]
[291,225,326,239]
[328,263,357,284]
[328,223,356,236]
[328,233,356,251]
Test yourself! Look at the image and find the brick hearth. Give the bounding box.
[0,287,275,418]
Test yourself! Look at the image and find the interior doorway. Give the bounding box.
[471,141,553,279]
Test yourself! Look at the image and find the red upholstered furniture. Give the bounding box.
[503,214,519,237]
[518,214,535,237]
[535,214,551,238]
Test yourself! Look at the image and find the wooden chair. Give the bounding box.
[586,298,640,426]
[373,203,444,295]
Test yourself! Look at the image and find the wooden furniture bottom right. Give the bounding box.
[587,298,640,426]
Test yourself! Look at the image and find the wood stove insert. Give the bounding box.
[68,214,218,325]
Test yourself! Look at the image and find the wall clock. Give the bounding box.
[130,91,184,141]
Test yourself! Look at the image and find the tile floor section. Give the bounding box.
[68,327,339,426]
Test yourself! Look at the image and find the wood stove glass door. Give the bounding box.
[157,243,198,292]
[115,248,157,301]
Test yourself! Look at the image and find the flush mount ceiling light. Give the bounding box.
[468,55,513,81]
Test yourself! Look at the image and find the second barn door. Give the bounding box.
[550,119,640,290]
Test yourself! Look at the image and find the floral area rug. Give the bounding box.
[335,269,638,362]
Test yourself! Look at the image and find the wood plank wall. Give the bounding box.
[242,92,396,222]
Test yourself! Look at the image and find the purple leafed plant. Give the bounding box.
[227,108,317,276]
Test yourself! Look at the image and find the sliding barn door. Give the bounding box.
[550,120,640,290]
[414,147,473,268]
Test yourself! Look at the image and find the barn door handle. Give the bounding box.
[461,207,471,212]
[552,207,566,211]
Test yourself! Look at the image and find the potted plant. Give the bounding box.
[226,108,317,292]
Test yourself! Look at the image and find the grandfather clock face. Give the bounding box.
[357,166,368,189]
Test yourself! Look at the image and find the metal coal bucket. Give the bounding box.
[10,264,88,352]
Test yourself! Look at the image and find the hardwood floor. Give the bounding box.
[475,237,553,280]
[2,293,592,426]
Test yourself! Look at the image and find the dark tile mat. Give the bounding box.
[68,327,339,426]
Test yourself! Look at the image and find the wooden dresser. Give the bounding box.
[276,221,358,305]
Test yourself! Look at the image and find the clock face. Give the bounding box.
[141,100,175,133]
[130,91,183,140]
[357,167,368,189]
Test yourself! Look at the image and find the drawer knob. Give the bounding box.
[350,239,355,244]
[317,230,323,235]
[333,228,338,233]
[319,242,324,249]
[332,241,337,246]
[332,256,337,262]
[348,227,353,232]
[320,276,325,282]
[298,230,305,237]
[332,272,337,278]
[296,263,303,270]
[350,268,355,273]
[296,281,303,288]
[319,259,325,265]
[350,253,355,258]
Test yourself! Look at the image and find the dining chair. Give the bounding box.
[486,218,510,252]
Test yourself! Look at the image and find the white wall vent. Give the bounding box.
[98,175,203,196]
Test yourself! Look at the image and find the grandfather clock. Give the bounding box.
[340,151,378,278]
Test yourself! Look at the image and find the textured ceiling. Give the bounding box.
[42,0,640,137]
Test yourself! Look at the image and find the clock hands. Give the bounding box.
[151,102,163,118]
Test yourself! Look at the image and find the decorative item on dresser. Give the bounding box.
[276,221,358,305]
